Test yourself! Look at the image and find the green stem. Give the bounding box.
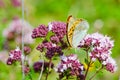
[89,66,103,80]
[84,59,91,80]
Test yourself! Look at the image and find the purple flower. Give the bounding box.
[50,35,60,43]
[45,46,63,59]
[24,46,31,55]
[3,19,34,44]
[33,61,54,73]
[9,47,21,61]
[78,32,114,62]
[48,22,66,39]
[55,54,84,76]
[36,44,44,52]
[24,65,30,75]
[6,58,13,65]
[102,57,117,73]
[6,47,21,65]
[32,25,48,38]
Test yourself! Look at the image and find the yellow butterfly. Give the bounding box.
[66,15,89,48]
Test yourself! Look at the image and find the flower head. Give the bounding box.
[78,32,114,62]
[102,57,117,73]
[3,19,34,44]
[48,22,66,39]
[6,47,21,65]
[55,54,84,76]
[50,35,60,43]
[24,46,31,55]
[32,25,48,38]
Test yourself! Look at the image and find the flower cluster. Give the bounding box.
[32,21,67,59]
[37,41,63,59]
[55,54,84,79]
[78,32,117,73]
[7,47,21,65]
[33,61,54,73]
[104,57,117,73]
[6,17,117,80]
[31,25,48,38]
[48,22,66,40]
[3,18,34,44]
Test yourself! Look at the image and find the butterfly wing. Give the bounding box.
[72,20,89,47]
[66,15,76,47]
[66,15,89,48]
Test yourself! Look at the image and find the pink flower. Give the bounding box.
[55,54,83,75]
[3,19,34,44]
[9,47,21,61]
[103,57,117,73]
[50,35,60,43]
[78,32,114,62]
[32,25,48,38]
[48,22,66,39]
[6,47,22,65]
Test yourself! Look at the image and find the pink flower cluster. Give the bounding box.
[55,54,84,75]
[32,22,67,59]
[3,19,34,44]
[32,25,48,38]
[48,22,66,39]
[7,47,21,65]
[103,57,117,73]
[37,41,63,59]
[78,32,117,73]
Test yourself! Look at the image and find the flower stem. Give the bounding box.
[84,59,91,80]
[45,59,52,80]
[89,66,103,80]
[38,53,44,80]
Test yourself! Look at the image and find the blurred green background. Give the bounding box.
[0,0,120,80]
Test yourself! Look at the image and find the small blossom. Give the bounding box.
[36,44,44,52]
[24,46,31,55]
[50,35,60,43]
[6,58,13,65]
[24,65,30,75]
[32,25,48,38]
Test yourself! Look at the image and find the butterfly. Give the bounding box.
[66,15,89,48]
